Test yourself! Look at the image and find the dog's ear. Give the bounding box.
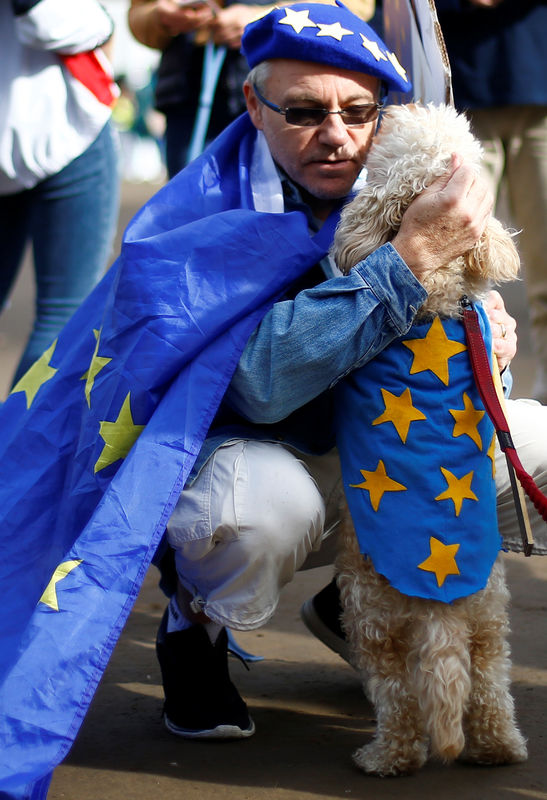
[465,217,520,285]
[332,191,394,274]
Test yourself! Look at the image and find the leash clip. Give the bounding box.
[459,294,472,312]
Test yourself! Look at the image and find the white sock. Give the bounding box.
[166,595,193,633]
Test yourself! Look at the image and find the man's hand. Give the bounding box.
[392,155,493,283]
[484,290,517,372]
[155,0,214,36]
[209,4,272,48]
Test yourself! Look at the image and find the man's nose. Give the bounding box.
[316,112,350,147]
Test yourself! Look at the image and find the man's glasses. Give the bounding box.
[252,84,383,128]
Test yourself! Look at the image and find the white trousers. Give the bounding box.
[166,397,547,631]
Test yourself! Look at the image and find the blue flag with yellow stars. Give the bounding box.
[0,113,338,799]
[336,306,502,603]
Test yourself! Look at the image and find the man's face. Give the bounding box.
[245,59,380,213]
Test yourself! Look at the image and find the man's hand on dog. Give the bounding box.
[485,289,517,372]
[391,154,493,281]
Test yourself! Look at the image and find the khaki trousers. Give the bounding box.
[469,106,547,402]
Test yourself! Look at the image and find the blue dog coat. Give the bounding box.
[335,308,502,603]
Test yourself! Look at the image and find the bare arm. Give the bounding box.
[128,0,215,50]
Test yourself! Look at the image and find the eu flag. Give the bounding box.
[0,114,338,798]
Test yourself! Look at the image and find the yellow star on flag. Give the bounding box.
[373,387,426,443]
[449,391,485,450]
[10,339,58,409]
[39,559,82,611]
[94,392,145,473]
[418,537,460,587]
[360,34,388,62]
[403,316,467,386]
[278,7,317,33]
[386,50,409,82]
[435,466,478,516]
[350,459,407,511]
[316,22,353,40]
[81,329,112,407]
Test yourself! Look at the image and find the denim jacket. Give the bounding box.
[188,238,428,481]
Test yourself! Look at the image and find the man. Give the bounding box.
[154,1,547,742]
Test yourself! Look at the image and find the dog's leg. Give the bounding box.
[354,651,429,777]
[412,604,471,762]
[336,524,428,776]
[461,558,528,764]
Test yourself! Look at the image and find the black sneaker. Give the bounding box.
[300,577,352,665]
[156,610,255,739]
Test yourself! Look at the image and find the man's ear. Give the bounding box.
[244,81,264,130]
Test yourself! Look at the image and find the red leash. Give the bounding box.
[461,296,547,555]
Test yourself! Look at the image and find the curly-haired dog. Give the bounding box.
[331,103,527,776]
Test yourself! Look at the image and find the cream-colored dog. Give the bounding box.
[331,103,527,776]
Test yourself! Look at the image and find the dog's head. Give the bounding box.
[332,103,519,313]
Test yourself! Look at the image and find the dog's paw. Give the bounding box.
[352,739,428,777]
[460,730,528,766]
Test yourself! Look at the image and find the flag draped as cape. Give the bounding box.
[0,114,339,799]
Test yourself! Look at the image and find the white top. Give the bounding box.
[0,0,116,194]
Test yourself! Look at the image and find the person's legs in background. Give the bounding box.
[0,121,120,387]
[469,106,547,404]
[505,107,547,403]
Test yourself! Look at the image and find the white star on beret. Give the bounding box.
[316,22,353,41]
[278,7,318,33]
[360,33,388,62]
[387,50,409,81]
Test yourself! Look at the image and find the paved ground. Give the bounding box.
[1,181,546,800]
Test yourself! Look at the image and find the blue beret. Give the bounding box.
[241,1,411,94]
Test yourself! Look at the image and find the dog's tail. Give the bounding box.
[414,608,471,761]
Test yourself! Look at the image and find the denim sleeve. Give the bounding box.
[226,242,428,423]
